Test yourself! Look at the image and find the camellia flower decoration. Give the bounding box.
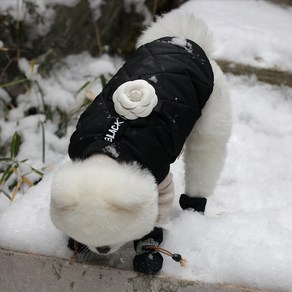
[113,80,158,120]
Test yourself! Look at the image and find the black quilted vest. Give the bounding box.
[68,37,214,183]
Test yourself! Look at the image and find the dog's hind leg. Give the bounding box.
[180,61,232,213]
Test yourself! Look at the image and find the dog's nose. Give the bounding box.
[96,246,111,254]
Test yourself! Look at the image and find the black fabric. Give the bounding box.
[68,37,214,183]
[133,227,164,275]
[133,251,163,275]
[133,227,163,251]
[179,194,207,213]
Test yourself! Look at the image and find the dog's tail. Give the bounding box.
[137,11,214,58]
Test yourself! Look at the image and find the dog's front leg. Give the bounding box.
[181,62,232,213]
[132,173,175,274]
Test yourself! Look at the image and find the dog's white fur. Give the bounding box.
[136,11,213,58]
[51,155,158,253]
[50,11,231,254]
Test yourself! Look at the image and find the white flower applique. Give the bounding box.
[112,80,158,120]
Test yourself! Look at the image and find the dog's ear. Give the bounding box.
[104,163,158,212]
[107,192,149,212]
[50,189,79,211]
[106,167,158,212]
[50,168,80,211]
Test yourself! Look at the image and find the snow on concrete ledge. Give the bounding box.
[0,248,267,292]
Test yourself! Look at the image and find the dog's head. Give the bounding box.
[50,155,158,254]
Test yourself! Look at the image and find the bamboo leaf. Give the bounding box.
[0,166,14,185]
[0,189,11,200]
[30,59,36,75]
[0,157,11,162]
[86,89,96,100]
[76,81,91,93]
[100,74,107,88]
[22,175,34,187]
[10,132,22,158]
[0,78,28,88]
[30,167,44,176]
[39,121,45,163]
[10,180,22,202]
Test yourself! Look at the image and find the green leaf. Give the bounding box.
[76,81,91,94]
[100,74,107,88]
[10,132,22,158]
[0,166,14,185]
[0,78,28,88]
[0,157,11,162]
[0,189,11,200]
[30,167,44,176]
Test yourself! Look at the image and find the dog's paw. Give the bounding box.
[67,237,87,253]
[133,252,163,275]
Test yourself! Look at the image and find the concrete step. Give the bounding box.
[217,59,292,87]
[0,248,270,292]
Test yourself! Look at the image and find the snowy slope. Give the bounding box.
[179,0,292,72]
[166,75,292,291]
[1,0,292,291]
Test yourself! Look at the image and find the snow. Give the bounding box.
[104,145,120,159]
[1,0,292,290]
[0,172,71,258]
[168,37,193,54]
[0,52,117,196]
[88,0,103,20]
[166,76,292,291]
[179,0,292,72]
[124,0,152,25]
[0,0,100,38]
[149,75,158,84]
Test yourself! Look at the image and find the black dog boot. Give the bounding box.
[179,194,207,213]
[133,227,164,275]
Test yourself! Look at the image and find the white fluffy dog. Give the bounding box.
[51,155,159,253]
[50,11,231,273]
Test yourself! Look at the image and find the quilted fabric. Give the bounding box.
[68,37,214,183]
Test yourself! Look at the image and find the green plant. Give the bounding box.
[0,131,44,201]
[0,31,113,200]
[54,73,111,138]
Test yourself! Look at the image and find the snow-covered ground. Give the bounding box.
[179,0,292,72]
[166,75,292,291]
[1,0,292,291]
